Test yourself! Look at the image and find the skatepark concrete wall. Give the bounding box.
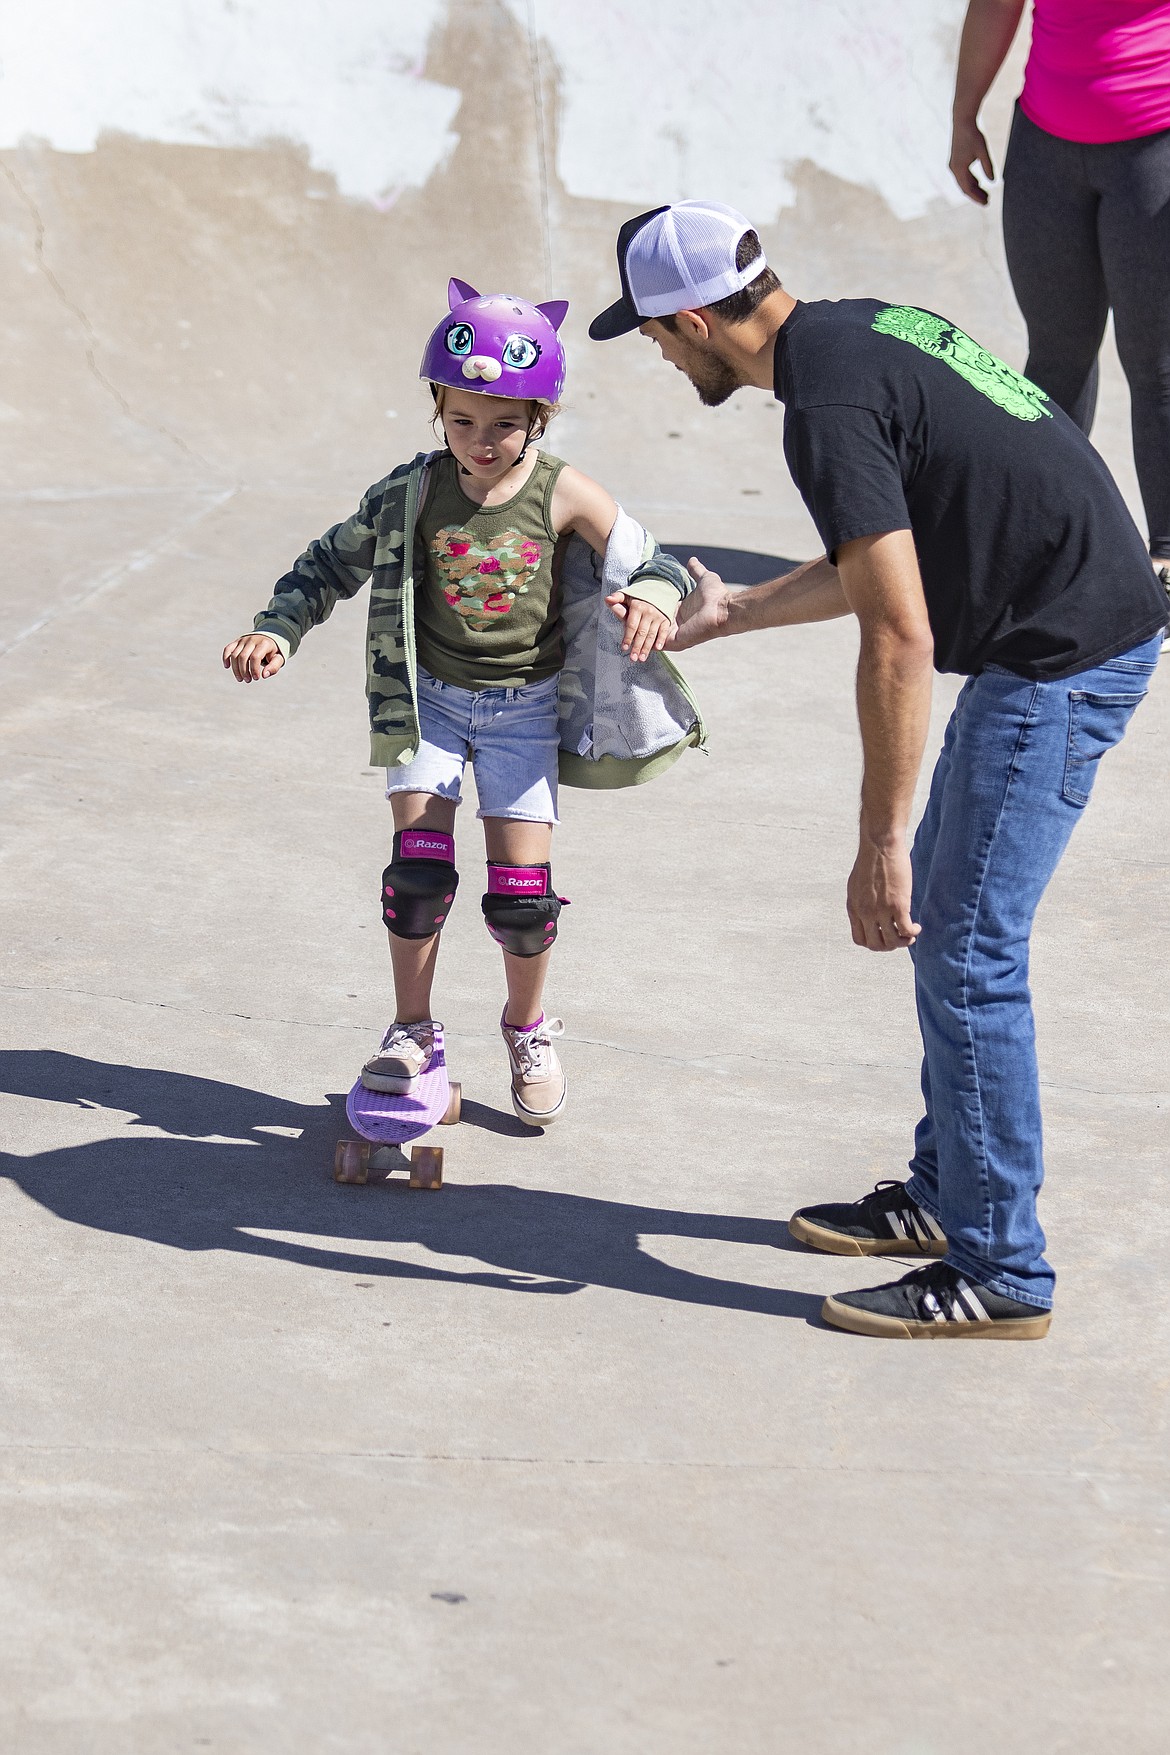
[1,1,976,216]
[2,1,1144,581]
[4,0,1081,564]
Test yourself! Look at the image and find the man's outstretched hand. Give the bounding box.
[666,559,734,651]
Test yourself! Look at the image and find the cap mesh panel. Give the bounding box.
[626,201,763,319]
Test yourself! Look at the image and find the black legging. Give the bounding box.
[1002,104,1170,559]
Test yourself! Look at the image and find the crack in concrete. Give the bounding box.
[1,980,1165,1097]
[0,158,216,473]
[0,486,220,503]
[0,489,238,660]
[0,1442,1159,1480]
[525,0,554,295]
[0,979,887,1073]
[0,979,911,1074]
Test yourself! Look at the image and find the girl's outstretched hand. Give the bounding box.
[604,592,675,662]
[223,633,284,682]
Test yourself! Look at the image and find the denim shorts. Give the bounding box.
[386,667,560,823]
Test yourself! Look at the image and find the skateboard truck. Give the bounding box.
[333,1080,461,1188]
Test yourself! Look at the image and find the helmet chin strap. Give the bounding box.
[515,415,540,465]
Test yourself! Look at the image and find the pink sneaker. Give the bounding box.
[361,1020,438,1093]
[500,1012,566,1125]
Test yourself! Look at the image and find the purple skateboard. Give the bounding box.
[334,1028,461,1189]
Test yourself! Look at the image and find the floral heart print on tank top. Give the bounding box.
[430,527,543,631]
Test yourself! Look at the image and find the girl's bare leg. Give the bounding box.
[387,793,457,1022]
[483,816,555,1026]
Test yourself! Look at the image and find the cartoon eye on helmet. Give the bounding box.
[420,279,568,404]
[502,335,541,369]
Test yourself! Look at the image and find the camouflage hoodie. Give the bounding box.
[254,450,706,787]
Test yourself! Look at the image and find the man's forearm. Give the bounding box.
[855,624,935,847]
[724,556,851,634]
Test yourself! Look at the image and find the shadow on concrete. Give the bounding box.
[456,1095,537,1139]
[0,1051,822,1322]
[662,547,800,586]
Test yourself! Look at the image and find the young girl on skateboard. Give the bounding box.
[223,281,702,1125]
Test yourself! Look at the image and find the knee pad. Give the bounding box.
[381,828,459,939]
[481,863,567,958]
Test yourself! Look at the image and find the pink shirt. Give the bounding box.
[1021,0,1170,142]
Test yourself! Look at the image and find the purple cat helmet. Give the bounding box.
[420,278,568,405]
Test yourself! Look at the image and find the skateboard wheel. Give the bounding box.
[441,1082,461,1126]
[334,1140,372,1185]
[409,1145,444,1189]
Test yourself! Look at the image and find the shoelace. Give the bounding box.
[508,1017,564,1078]
[905,1262,961,1318]
[854,1179,906,1208]
[381,1023,433,1057]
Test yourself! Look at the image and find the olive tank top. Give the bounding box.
[414,449,568,691]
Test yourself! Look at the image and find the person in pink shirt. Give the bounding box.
[950,1,1170,604]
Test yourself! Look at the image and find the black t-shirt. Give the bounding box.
[774,298,1167,677]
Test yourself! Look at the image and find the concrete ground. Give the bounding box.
[1,11,1167,1751]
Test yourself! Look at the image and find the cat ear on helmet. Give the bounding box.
[448,277,479,309]
[535,299,569,332]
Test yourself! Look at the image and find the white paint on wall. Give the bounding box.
[512,0,970,220]
[0,0,461,203]
[1,0,971,219]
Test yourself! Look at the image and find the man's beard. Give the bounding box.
[682,349,742,408]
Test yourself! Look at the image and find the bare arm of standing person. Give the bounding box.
[671,535,935,952]
[666,552,852,647]
[834,531,935,953]
[949,0,1027,204]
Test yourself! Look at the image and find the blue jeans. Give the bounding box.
[905,635,1160,1308]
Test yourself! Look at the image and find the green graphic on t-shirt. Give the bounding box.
[872,305,1052,422]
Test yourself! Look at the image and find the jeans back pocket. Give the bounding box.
[1062,689,1148,807]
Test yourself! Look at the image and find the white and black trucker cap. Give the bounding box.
[589,200,766,340]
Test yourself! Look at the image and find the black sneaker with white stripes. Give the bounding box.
[822,1261,1052,1340]
[788,1180,947,1257]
